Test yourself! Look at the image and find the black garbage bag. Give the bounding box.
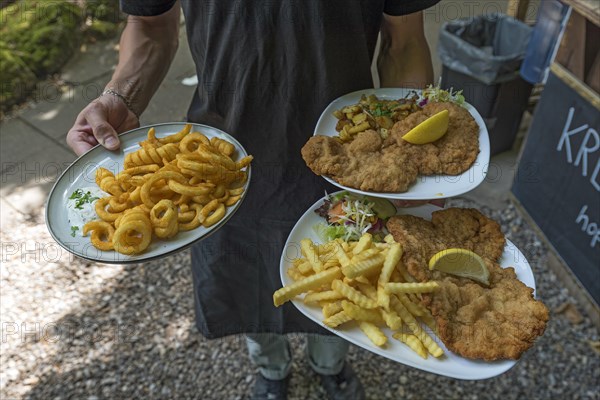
[438,13,532,85]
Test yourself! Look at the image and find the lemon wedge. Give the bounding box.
[428,248,489,285]
[402,109,449,144]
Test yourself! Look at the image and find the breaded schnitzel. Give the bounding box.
[301,102,479,192]
[387,208,549,361]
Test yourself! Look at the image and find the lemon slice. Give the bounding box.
[428,248,489,285]
[402,109,449,144]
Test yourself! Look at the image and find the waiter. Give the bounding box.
[66,1,439,399]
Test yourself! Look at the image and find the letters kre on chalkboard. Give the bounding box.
[512,70,600,304]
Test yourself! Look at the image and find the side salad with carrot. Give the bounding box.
[314,191,396,242]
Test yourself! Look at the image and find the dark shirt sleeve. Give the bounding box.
[384,0,441,16]
[120,0,177,16]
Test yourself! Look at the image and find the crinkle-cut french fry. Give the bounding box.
[381,309,402,330]
[292,258,303,266]
[358,321,387,347]
[316,241,338,253]
[353,233,373,255]
[332,279,378,309]
[300,239,324,273]
[392,299,444,357]
[392,332,428,359]
[385,282,439,294]
[384,234,395,244]
[296,261,313,274]
[323,311,353,328]
[304,290,344,304]
[356,282,377,301]
[354,276,372,285]
[420,313,438,335]
[334,243,352,268]
[273,267,342,306]
[341,300,384,325]
[287,267,305,281]
[342,253,385,279]
[409,293,423,303]
[323,259,341,269]
[322,301,343,318]
[377,243,403,309]
[396,293,425,317]
[351,248,380,262]
[341,240,350,252]
[410,295,431,317]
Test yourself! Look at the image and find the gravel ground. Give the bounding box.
[1,198,599,400]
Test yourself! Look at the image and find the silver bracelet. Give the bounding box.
[101,88,140,119]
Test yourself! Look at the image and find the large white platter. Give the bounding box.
[46,123,251,264]
[313,88,491,200]
[279,193,536,380]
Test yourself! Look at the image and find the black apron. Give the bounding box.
[169,0,439,338]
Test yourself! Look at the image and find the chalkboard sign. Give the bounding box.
[512,66,600,304]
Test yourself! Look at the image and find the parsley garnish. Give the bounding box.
[371,104,392,117]
[69,189,99,209]
[70,226,79,237]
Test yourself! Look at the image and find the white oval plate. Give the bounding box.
[46,123,251,264]
[313,88,491,200]
[279,193,536,380]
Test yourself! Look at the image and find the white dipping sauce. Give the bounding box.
[66,187,108,237]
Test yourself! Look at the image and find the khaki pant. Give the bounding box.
[245,333,349,380]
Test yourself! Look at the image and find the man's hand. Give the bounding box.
[66,1,180,156]
[66,95,139,156]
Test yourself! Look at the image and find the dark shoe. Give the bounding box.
[318,363,365,400]
[250,373,289,400]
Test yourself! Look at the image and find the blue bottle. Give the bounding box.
[520,0,571,84]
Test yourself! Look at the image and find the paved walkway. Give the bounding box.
[0,25,196,225]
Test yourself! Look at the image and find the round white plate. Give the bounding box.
[280,193,536,380]
[313,88,491,200]
[46,123,251,264]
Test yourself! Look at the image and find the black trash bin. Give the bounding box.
[438,14,533,155]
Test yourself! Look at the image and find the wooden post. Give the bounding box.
[507,0,530,21]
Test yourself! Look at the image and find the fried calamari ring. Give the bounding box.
[83,221,115,251]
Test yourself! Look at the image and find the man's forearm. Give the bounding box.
[378,38,433,88]
[105,3,180,117]
[377,13,434,89]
